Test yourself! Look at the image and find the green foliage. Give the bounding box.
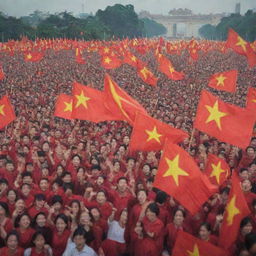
[199,10,256,41]
[141,18,167,37]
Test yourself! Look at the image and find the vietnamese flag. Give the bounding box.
[218,173,250,249]
[205,154,230,186]
[189,47,199,61]
[226,29,256,68]
[129,112,188,152]
[101,55,122,69]
[194,90,255,149]
[0,95,16,129]
[173,231,227,256]
[158,55,185,81]
[153,141,217,215]
[72,81,119,123]
[123,52,145,68]
[208,70,237,93]
[54,94,73,120]
[246,87,256,110]
[137,66,158,86]
[104,74,148,125]
[24,51,44,62]
[0,67,5,80]
[75,48,86,64]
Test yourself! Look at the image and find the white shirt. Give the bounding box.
[62,239,98,256]
[107,220,125,243]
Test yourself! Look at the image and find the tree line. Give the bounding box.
[199,10,256,42]
[0,4,167,42]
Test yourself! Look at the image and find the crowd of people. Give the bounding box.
[0,38,256,256]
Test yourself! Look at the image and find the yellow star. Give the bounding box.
[187,244,200,256]
[251,99,256,103]
[215,74,227,86]
[63,101,73,112]
[103,47,110,54]
[236,36,247,52]
[27,53,32,59]
[75,91,90,109]
[0,104,5,116]
[104,57,111,64]
[163,155,189,186]
[169,66,175,73]
[210,161,226,184]
[140,67,150,79]
[226,195,240,226]
[145,126,162,143]
[205,100,228,130]
[131,56,137,62]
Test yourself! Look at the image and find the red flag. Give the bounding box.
[173,230,227,256]
[246,87,256,110]
[153,141,217,214]
[101,55,122,69]
[123,52,145,68]
[24,51,44,62]
[208,70,237,93]
[75,48,86,64]
[129,112,188,152]
[0,95,16,129]
[205,154,230,186]
[218,173,250,249]
[54,94,73,120]
[72,81,119,123]
[226,29,256,68]
[137,66,158,86]
[194,90,255,149]
[158,55,185,81]
[104,74,148,125]
[0,67,5,80]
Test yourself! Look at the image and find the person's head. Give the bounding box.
[146,177,154,190]
[245,233,256,255]
[96,175,105,186]
[22,172,33,184]
[55,214,69,233]
[142,164,151,176]
[246,147,255,157]
[79,211,91,226]
[91,165,101,177]
[56,164,65,176]
[31,231,46,249]
[198,222,211,241]
[62,171,72,183]
[0,201,9,218]
[117,177,128,193]
[6,230,19,251]
[240,168,249,180]
[7,189,17,202]
[173,209,186,226]
[70,200,81,215]
[63,183,74,196]
[34,212,47,228]
[42,141,50,152]
[72,154,81,167]
[90,207,101,221]
[39,178,49,191]
[241,217,253,237]
[0,178,8,194]
[15,213,31,229]
[34,194,46,208]
[72,226,87,250]
[155,191,167,205]
[5,161,14,172]
[96,190,107,205]
[51,195,63,211]
[220,187,230,202]
[242,179,252,192]
[15,199,25,211]
[119,208,128,224]
[137,189,147,205]
[146,202,159,222]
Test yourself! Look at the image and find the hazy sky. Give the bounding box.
[0,0,255,17]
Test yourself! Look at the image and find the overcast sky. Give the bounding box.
[0,0,255,17]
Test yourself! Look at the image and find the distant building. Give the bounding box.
[235,3,241,14]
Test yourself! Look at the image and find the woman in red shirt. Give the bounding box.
[15,213,35,248]
[6,189,18,216]
[0,230,24,256]
[95,190,113,220]
[51,214,70,256]
[198,222,218,245]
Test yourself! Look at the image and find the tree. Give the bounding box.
[141,18,167,37]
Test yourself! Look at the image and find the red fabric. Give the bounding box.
[52,228,70,256]
[17,228,35,248]
[102,239,126,256]
[0,247,24,256]
[0,95,16,129]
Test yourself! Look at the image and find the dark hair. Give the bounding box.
[31,231,46,247]
[0,201,10,216]
[91,165,101,171]
[32,212,47,228]
[14,213,31,228]
[146,202,159,216]
[146,177,154,183]
[239,168,248,173]
[34,194,46,201]
[173,208,186,219]
[245,232,256,250]
[199,222,211,232]
[6,230,20,243]
[63,183,74,192]
[72,226,87,240]
[21,171,32,179]
[51,195,63,205]
[220,187,230,195]
[21,183,31,189]
[7,189,18,200]
[155,191,167,204]
[72,154,82,162]
[0,178,8,185]
[136,189,148,197]
[240,217,252,229]
[54,213,69,227]
[117,177,128,183]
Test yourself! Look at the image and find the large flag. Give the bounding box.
[24,51,44,62]
[194,90,255,149]
[104,74,148,125]
[226,29,256,68]
[153,141,217,215]
[158,55,185,81]
[123,52,145,68]
[129,112,188,152]
[208,70,238,93]
[205,154,230,186]
[72,81,118,123]
[54,94,73,120]
[0,95,16,129]
[101,55,122,69]
[246,87,256,110]
[137,66,158,86]
[173,231,227,256]
[218,173,250,249]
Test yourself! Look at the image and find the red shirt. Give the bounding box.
[0,247,24,256]
[52,228,70,256]
[17,227,35,248]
